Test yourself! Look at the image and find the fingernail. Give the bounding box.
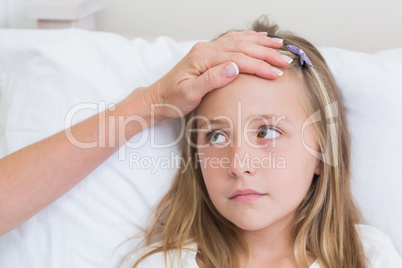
[271,38,283,44]
[258,31,268,35]
[281,55,293,64]
[271,67,283,76]
[223,62,239,78]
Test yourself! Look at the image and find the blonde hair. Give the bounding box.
[132,16,365,268]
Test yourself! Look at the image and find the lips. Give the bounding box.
[229,189,265,199]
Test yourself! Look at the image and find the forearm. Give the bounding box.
[0,87,162,235]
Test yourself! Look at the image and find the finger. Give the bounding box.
[220,31,284,49]
[223,30,265,38]
[192,62,240,95]
[247,34,284,49]
[199,50,284,80]
[229,53,283,79]
[230,42,292,67]
[213,35,291,66]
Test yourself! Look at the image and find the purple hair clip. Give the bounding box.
[286,45,313,67]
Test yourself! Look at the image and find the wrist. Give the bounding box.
[122,85,167,127]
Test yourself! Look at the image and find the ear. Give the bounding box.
[314,159,321,175]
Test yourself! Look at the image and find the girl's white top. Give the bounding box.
[124,224,402,267]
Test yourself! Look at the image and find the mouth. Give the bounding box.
[229,189,266,202]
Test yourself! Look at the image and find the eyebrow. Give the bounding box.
[197,113,289,129]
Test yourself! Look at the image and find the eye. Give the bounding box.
[257,126,281,139]
[207,131,227,144]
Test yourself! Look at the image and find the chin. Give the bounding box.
[231,217,272,232]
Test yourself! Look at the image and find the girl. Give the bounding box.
[126,17,402,268]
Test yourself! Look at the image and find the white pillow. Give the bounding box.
[320,47,402,252]
[0,28,401,268]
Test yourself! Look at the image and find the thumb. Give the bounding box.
[193,62,239,95]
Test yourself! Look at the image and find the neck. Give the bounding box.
[239,217,316,267]
[242,220,294,262]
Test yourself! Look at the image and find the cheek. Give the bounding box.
[271,128,318,201]
[198,151,227,202]
[287,120,320,172]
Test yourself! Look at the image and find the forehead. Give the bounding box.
[196,73,306,126]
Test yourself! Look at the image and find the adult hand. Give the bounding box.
[143,30,293,119]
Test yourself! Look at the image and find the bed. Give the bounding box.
[0,28,401,267]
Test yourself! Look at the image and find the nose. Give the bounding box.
[227,142,256,178]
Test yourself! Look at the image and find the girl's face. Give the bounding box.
[195,73,320,233]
